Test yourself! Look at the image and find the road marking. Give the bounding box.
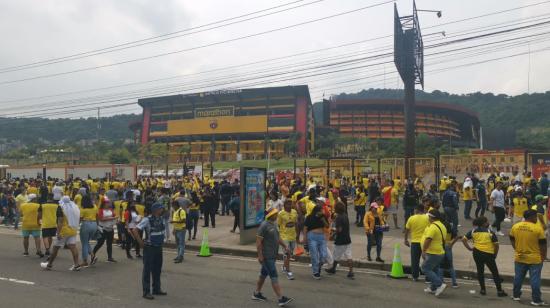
[0,276,35,285]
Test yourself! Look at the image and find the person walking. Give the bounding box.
[38,199,59,256]
[187,191,200,239]
[364,202,385,262]
[442,184,459,235]
[20,194,44,258]
[91,197,117,263]
[252,207,293,307]
[229,190,240,233]
[277,199,298,280]
[404,205,430,281]
[132,203,168,300]
[490,182,506,236]
[403,183,418,223]
[79,195,97,267]
[421,210,448,297]
[325,201,354,279]
[304,204,329,279]
[474,179,487,218]
[125,201,142,259]
[171,201,186,263]
[461,216,507,297]
[40,196,81,271]
[509,209,547,306]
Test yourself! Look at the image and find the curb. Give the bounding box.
[165,242,550,287]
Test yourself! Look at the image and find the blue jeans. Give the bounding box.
[513,262,543,303]
[367,232,383,258]
[411,242,422,279]
[175,229,186,259]
[404,207,415,223]
[464,200,473,219]
[307,232,327,275]
[443,207,458,234]
[260,258,278,283]
[80,221,97,261]
[439,246,457,286]
[13,208,20,229]
[422,253,444,290]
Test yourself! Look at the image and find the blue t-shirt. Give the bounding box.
[137,215,165,246]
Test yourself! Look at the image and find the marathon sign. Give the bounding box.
[194,106,234,118]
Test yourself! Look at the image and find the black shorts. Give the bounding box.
[42,228,57,238]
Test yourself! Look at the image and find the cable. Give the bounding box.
[0,0,322,73]
[0,0,394,86]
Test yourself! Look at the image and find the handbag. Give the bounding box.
[375,224,390,233]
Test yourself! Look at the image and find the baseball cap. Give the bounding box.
[370,202,379,209]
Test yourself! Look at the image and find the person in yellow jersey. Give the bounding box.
[509,209,547,305]
[421,210,448,297]
[463,179,474,220]
[523,171,532,190]
[354,186,367,227]
[38,198,59,256]
[277,200,298,280]
[20,194,44,258]
[532,195,548,232]
[79,195,98,267]
[512,188,529,224]
[300,188,317,217]
[462,216,507,297]
[404,205,430,281]
[14,186,29,230]
[40,196,81,271]
[171,201,186,263]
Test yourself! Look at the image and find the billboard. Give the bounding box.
[530,153,550,178]
[241,167,266,229]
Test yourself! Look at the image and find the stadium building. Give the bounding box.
[137,86,314,161]
[319,98,480,148]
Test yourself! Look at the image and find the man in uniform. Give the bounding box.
[133,203,167,300]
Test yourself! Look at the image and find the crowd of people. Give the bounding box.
[0,170,548,306]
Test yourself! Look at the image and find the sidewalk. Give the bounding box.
[180,213,550,285]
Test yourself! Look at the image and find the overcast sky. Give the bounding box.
[0,0,548,118]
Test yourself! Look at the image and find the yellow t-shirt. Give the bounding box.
[354,192,366,207]
[80,205,98,221]
[464,227,498,254]
[120,201,128,223]
[74,194,82,208]
[299,196,316,216]
[513,197,529,218]
[405,214,430,243]
[463,188,473,201]
[510,221,546,264]
[59,215,77,238]
[21,202,41,230]
[523,177,532,187]
[40,203,59,229]
[15,193,28,207]
[91,182,99,193]
[277,209,298,242]
[27,186,38,195]
[113,200,122,218]
[421,221,446,255]
[291,191,302,203]
[172,208,186,230]
[136,204,145,217]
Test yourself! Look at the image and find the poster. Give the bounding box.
[242,167,266,229]
[531,153,550,179]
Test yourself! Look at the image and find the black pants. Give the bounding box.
[126,228,140,256]
[492,207,505,231]
[473,249,502,291]
[475,200,487,218]
[142,245,163,295]
[187,210,199,239]
[93,229,114,259]
[204,208,216,227]
[232,210,240,231]
[410,242,422,279]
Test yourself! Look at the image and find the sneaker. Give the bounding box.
[512,296,521,301]
[36,251,44,258]
[424,287,435,294]
[347,272,355,280]
[251,292,267,301]
[69,265,81,272]
[504,218,511,223]
[531,302,549,306]
[23,252,29,257]
[376,257,384,263]
[40,262,52,270]
[497,231,505,236]
[452,284,459,289]
[324,268,336,275]
[281,266,288,274]
[286,272,295,280]
[278,296,293,307]
[80,262,89,268]
[90,256,98,265]
[435,283,447,297]
[497,290,508,297]
[312,273,321,280]
[107,258,117,263]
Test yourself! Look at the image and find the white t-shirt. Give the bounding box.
[490,189,505,208]
[128,211,142,229]
[267,199,284,211]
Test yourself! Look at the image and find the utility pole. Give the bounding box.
[394,1,440,179]
[96,107,101,162]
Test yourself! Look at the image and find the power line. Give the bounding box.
[0,0,322,73]
[0,0,394,86]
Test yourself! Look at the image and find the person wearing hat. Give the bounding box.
[364,202,385,262]
[20,193,44,258]
[421,209,448,297]
[509,209,547,305]
[132,203,167,300]
[252,207,293,306]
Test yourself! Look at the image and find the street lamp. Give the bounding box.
[416,9,442,18]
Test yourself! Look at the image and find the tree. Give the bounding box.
[285,132,301,157]
[108,148,131,164]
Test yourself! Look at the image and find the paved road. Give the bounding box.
[0,230,542,308]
